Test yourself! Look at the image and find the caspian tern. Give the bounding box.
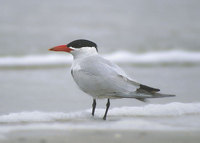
[49,39,175,120]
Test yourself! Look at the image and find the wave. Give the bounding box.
[0,50,200,68]
[0,102,200,133]
[0,102,199,123]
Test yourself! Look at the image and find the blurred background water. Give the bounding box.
[0,0,200,134]
[0,0,200,56]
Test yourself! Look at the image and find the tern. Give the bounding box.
[49,39,175,120]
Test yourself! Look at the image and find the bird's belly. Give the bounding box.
[72,70,135,98]
[73,73,109,97]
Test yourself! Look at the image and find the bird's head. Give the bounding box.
[49,39,98,58]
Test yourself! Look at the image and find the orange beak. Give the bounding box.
[49,45,73,52]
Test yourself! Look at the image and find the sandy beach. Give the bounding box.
[1,129,200,143]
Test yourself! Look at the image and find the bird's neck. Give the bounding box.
[71,48,98,60]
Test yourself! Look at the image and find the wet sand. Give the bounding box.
[1,129,200,143]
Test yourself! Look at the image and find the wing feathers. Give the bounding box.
[137,84,160,93]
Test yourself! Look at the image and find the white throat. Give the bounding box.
[70,47,98,59]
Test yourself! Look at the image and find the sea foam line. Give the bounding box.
[0,102,199,123]
[0,119,184,134]
[0,50,200,67]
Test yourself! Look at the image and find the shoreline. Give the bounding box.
[1,129,200,143]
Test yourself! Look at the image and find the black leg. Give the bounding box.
[103,99,110,120]
[92,99,96,116]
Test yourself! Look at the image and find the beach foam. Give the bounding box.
[0,50,200,68]
[0,102,199,123]
[0,102,200,133]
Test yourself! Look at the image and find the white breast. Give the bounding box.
[72,63,81,71]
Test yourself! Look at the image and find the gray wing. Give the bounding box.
[72,55,140,98]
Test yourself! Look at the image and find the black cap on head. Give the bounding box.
[67,39,98,51]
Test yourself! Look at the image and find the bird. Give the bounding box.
[49,39,175,120]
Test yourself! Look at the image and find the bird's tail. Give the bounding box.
[113,84,175,102]
[134,84,175,102]
[113,92,175,101]
[139,92,175,99]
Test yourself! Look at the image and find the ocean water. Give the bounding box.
[0,0,200,138]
